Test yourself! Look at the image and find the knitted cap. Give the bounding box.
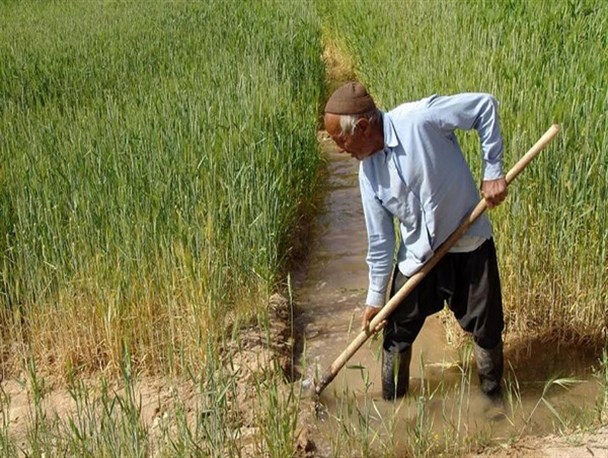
[324,81,377,115]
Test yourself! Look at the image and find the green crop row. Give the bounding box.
[0,0,325,375]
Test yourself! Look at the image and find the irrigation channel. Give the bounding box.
[293,133,601,455]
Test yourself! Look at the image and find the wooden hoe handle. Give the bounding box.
[315,124,561,395]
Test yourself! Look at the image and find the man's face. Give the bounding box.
[324,113,378,160]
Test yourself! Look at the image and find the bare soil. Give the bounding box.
[469,426,608,458]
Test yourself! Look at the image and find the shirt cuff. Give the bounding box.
[483,162,504,181]
[365,290,385,308]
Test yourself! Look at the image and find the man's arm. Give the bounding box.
[359,173,395,332]
[428,93,507,208]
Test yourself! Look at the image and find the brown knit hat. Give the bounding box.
[325,81,377,115]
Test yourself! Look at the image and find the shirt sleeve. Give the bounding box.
[360,171,395,308]
[427,93,504,180]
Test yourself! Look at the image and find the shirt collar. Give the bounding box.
[382,111,399,149]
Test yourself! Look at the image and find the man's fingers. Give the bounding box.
[482,190,508,208]
[481,178,508,209]
[361,306,383,335]
[361,316,370,334]
[374,320,387,333]
[362,320,384,335]
[361,318,370,333]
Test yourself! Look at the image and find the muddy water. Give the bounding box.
[295,134,601,456]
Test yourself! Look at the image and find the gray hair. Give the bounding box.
[339,109,381,135]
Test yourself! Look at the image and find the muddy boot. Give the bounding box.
[381,347,411,400]
[474,340,504,403]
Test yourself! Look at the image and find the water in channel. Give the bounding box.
[294,133,600,455]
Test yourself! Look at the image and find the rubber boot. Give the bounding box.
[381,347,411,400]
[474,340,504,402]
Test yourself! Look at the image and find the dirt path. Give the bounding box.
[469,426,608,457]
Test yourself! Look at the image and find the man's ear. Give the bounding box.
[356,117,369,132]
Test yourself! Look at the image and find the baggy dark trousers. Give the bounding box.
[383,238,504,353]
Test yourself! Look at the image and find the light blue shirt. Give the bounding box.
[359,93,504,307]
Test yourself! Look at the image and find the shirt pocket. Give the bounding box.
[377,171,433,264]
[377,161,418,227]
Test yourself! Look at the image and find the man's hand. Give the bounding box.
[481,177,508,209]
[362,305,386,335]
